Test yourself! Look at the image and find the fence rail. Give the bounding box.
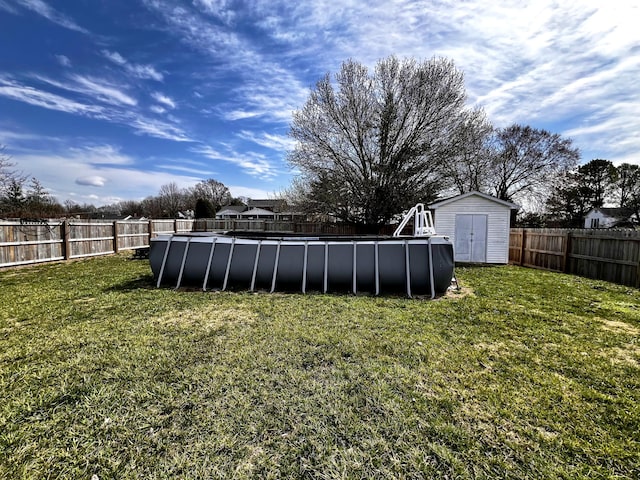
[510,228,640,287]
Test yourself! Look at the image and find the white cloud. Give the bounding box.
[71,75,137,106]
[155,163,218,176]
[192,144,278,179]
[101,50,164,81]
[130,117,192,142]
[102,50,127,65]
[76,175,107,187]
[237,130,295,152]
[128,64,163,81]
[15,0,89,33]
[55,54,71,67]
[70,144,135,165]
[151,91,176,109]
[227,185,271,199]
[193,0,235,21]
[0,1,19,13]
[0,77,102,115]
[223,109,261,121]
[0,77,194,144]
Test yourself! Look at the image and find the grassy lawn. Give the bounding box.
[0,255,638,479]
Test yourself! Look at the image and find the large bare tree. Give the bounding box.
[190,178,232,210]
[488,125,580,204]
[288,56,485,228]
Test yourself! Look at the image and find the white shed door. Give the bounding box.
[455,214,487,263]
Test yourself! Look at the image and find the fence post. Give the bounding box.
[563,231,572,273]
[174,219,178,233]
[113,221,119,254]
[519,229,527,266]
[61,220,71,260]
[148,220,154,245]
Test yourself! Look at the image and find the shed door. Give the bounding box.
[455,214,487,263]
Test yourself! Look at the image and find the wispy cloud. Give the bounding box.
[101,50,164,81]
[129,117,192,142]
[193,0,237,25]
[141,0,243,57]
[155,163,218,176]
[71,75,137,106]
[151,91,176,109]
[142,0,308,124]
[0,76,102,115]
[0,76,192,143]
[237,130,295,152]
[0,1,19,13]
[13,0,89,33]
[31,74,137,107]
[69,144,135,165]
[54,54,71,67]
[192,144,278,179]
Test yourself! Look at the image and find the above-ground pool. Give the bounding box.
[149,233,454,298]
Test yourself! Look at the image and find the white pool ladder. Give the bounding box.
[393,203,436,237]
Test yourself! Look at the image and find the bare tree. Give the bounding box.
[0,145,25,196]
[157,182,187,218]
[288,56,484,228]
[190,178,232,210]
[615,163,640,208]
[441,110,493,195]
[615,163,640,223]
[488,125,580,204]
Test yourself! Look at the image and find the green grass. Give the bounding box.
[1,255,638,479]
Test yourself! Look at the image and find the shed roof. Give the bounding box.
[429,191,519,210]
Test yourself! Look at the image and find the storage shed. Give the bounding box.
[429,191,519,264]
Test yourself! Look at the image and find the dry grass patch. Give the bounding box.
[152,303,258,331]
[599,318,640,335]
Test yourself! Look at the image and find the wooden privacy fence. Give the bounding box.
[0,219,194,268]
[0,219,370,268]
[510,228,640,287]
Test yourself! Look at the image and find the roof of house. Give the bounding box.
[216,208,244,217]
[248,199,287,211]
[216,205,246,214]
[588,207,634,218]
[429,191,519,210]
[240,207,276,216]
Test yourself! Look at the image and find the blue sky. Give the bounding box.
[0,0,638,206]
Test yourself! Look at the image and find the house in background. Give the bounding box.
[584,207,636,229]
[215,205,245,219]
[215,200,306,221]
[429,191,519,264]
[240,207,276,219]
[247,199,288,213]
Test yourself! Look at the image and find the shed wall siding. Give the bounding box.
[433,196,511,263]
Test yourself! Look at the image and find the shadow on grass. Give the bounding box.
[107,274,156,292]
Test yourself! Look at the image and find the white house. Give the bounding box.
[429,191,519,264]
[240,207,276,219]
[584,208,635,229]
